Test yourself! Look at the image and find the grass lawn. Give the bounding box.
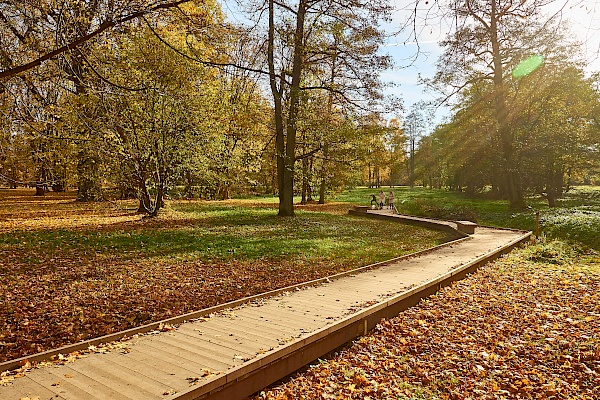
[336,186,600,250]
[0,189,451,363]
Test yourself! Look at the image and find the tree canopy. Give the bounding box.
[1,0,598,215]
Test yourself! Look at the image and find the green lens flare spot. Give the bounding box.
[512,55,544,78]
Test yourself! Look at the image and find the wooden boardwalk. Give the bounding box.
[0,210,530,400]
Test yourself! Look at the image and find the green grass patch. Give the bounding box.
[0,205,450,273]
[334,186,600,250]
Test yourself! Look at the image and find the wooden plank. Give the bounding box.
[106,351,195,389]
[178,321,283,346]
[276,296,357,311]
[189,320,292,340]
[278,287,362,302]
[141,336,237,371]
[63,356,169,400]
[235,306,334,326]
[0,375,65,400]
[133,342,217,372]
[234,313,329,334]
[29,366,132,400]
[158,332,255,359]
[267,304,348,320]
[173,327,269,356]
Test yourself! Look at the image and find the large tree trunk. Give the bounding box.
[268,0,288,216]
[269,0,308,217]
[490,1,526,210]
[70,46,104,203]
[281,0,307,216]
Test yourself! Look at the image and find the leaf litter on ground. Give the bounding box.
[254,240,600,399]
[0,190,447,364]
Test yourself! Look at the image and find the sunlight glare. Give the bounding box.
[512,55,544,78]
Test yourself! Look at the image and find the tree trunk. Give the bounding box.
[318,144,328,204]
[271,0,308,217]
[184,170,194,198]
[319,179,326,205]
[268,0,290,216]
[220,186,231,200]
[410,137,415,189]
[76,147,103,202]
[490,1,525,210]
[34,164,47,196]
[138,187,151,213]
[554,167,564,198]
[301,156,309,204]
[545,166,564,208]
[547,189,556,208]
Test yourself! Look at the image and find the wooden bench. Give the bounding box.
[456,220,478,234]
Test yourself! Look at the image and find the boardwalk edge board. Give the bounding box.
[0,217,470,373]
[171,219,531,399]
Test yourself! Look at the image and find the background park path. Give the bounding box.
[0,210,529,400]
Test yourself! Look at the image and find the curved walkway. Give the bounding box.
[0,211,530,400]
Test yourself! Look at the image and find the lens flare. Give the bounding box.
[512,55,544,78]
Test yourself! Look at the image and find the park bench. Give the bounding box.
[456,220,478,234]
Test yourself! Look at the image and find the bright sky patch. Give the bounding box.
[512,55,544,78]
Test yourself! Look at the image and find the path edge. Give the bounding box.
[0,220,468,373]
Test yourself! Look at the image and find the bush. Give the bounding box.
[539,208,600,250]
[523,239,579,265]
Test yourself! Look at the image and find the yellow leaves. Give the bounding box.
[540,311,554,319]
[254,245,600,399]
[0,372,15,386]
[490,381,501,392]
[352,373,369,387]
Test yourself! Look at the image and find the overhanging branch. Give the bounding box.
[0,0,193,80]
